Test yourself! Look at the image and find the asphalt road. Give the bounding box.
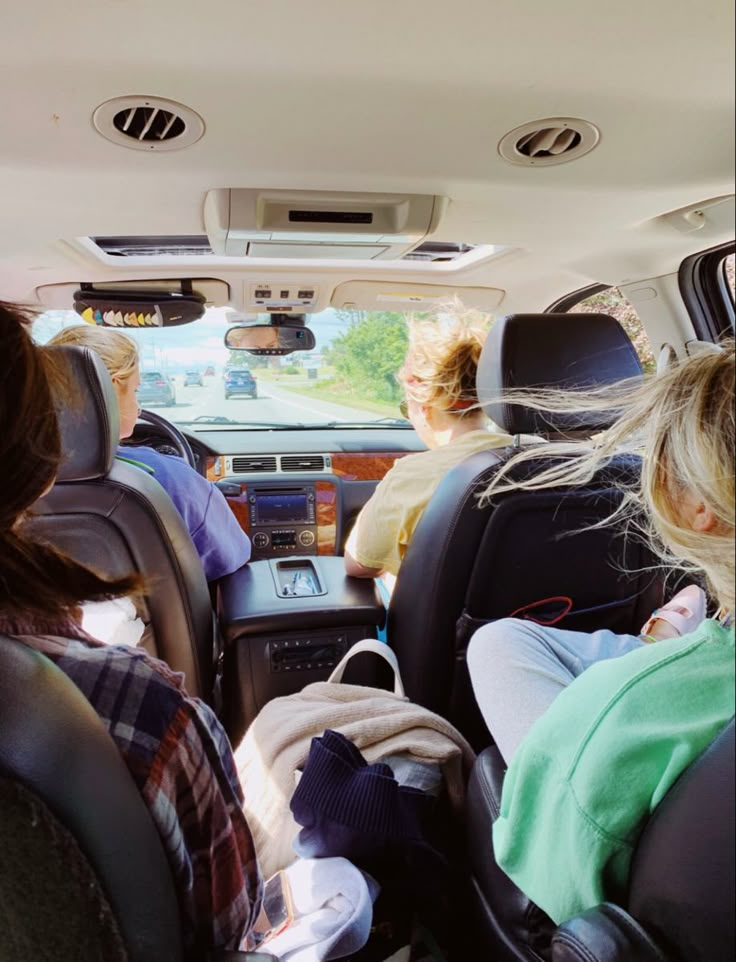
[142,374,393,426]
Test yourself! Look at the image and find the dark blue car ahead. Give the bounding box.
[224,368,258,399]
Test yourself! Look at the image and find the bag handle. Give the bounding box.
[326,639,405,697]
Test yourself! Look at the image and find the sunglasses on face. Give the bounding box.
[399,399,409,419]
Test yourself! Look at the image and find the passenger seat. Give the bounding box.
[388,313,665,748]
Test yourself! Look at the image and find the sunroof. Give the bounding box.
[402,242,476,262]
[91,235,479,263]
[93,235,213,256]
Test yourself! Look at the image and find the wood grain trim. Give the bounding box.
[205,456,222,483]
[315,481,337,555]
[221,485,251,536]
[331,452,408,481]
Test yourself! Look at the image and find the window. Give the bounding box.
[32,307,416,431]
[679,243,735,341]
[550,285,656,372]
[723,252,735,305]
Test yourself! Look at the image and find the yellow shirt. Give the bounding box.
[346,427,513,576]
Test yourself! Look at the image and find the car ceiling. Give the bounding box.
[1,0,734,311]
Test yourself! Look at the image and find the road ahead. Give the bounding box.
[143,374,396,426]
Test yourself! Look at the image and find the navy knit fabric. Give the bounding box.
[290,730,445,875]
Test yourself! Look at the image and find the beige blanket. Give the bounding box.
[235,681,475,879]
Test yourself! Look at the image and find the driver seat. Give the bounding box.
[28,345,219,705]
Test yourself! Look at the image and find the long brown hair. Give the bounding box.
[0,302,141,621]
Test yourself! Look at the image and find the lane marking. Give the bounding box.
[260,386,347,422]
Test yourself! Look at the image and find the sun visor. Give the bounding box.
[330,280,504,314]
[35,277,231,311]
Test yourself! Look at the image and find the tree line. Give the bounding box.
[325,286,659,402]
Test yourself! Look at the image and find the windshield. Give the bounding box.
[33,307,411,430]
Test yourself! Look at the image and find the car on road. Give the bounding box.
[137,371,176,407]
[184,370,204,387]
[224,368,258,399]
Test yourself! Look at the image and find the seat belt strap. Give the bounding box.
[115,454,156,475]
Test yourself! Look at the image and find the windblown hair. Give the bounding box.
[48,324,139,381]
[480,340,735,610]
[0,302,142,621]
[399,299,490,418]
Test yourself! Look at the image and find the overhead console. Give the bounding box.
[204,188,448,260]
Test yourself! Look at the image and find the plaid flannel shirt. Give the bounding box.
[1,616,262,954]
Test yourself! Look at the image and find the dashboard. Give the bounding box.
[129,424,425,560]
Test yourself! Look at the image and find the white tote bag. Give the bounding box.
[235,640,475,880]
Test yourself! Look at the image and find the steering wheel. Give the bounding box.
[137,409,197,469]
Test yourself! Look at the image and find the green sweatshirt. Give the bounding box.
[493,618,735,924]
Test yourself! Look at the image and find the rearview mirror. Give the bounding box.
[224,323,316,356]
[73,283,207,328]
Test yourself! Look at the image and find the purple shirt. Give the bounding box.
[118,445,251,581]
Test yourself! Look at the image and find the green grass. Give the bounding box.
[256,369,401,418]
[257,368,403,418]
[291,384,402,418]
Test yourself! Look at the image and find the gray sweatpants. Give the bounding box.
[467,619,644,764]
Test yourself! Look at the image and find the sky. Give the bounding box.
[33,306,352,373]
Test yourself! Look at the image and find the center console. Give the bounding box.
[215,478,339,560]
[218,556,386,741]
[247,484,318,555]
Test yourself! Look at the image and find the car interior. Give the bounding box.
[1,0,734,959]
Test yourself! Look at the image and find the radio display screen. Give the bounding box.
[255,493,309,524]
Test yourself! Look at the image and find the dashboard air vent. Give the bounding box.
[281,455,326,472]
[232,456,278,473]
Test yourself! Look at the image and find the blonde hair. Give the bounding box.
[48,324,139,382]
[400,299,490,418]
[481,341,735,610]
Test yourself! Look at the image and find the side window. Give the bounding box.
[563,286,656,372]
[679,243,735,341]
[723,252,735,306]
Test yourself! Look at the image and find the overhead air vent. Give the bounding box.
[402,242,475,262]
[498,118,600,168]
[281,455,326,472]
[92,97,205,152]
[92,236,213,257]
[231,456,278,473]
[204,189,448,260]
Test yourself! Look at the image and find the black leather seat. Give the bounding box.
[465,719,735,961]
[28,345,218,704]
[387,313,665,748]
[0,632,183,962]
[0,632,276,962]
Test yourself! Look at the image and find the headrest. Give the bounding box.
[477,313,643,435]
[48,345,120,482]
